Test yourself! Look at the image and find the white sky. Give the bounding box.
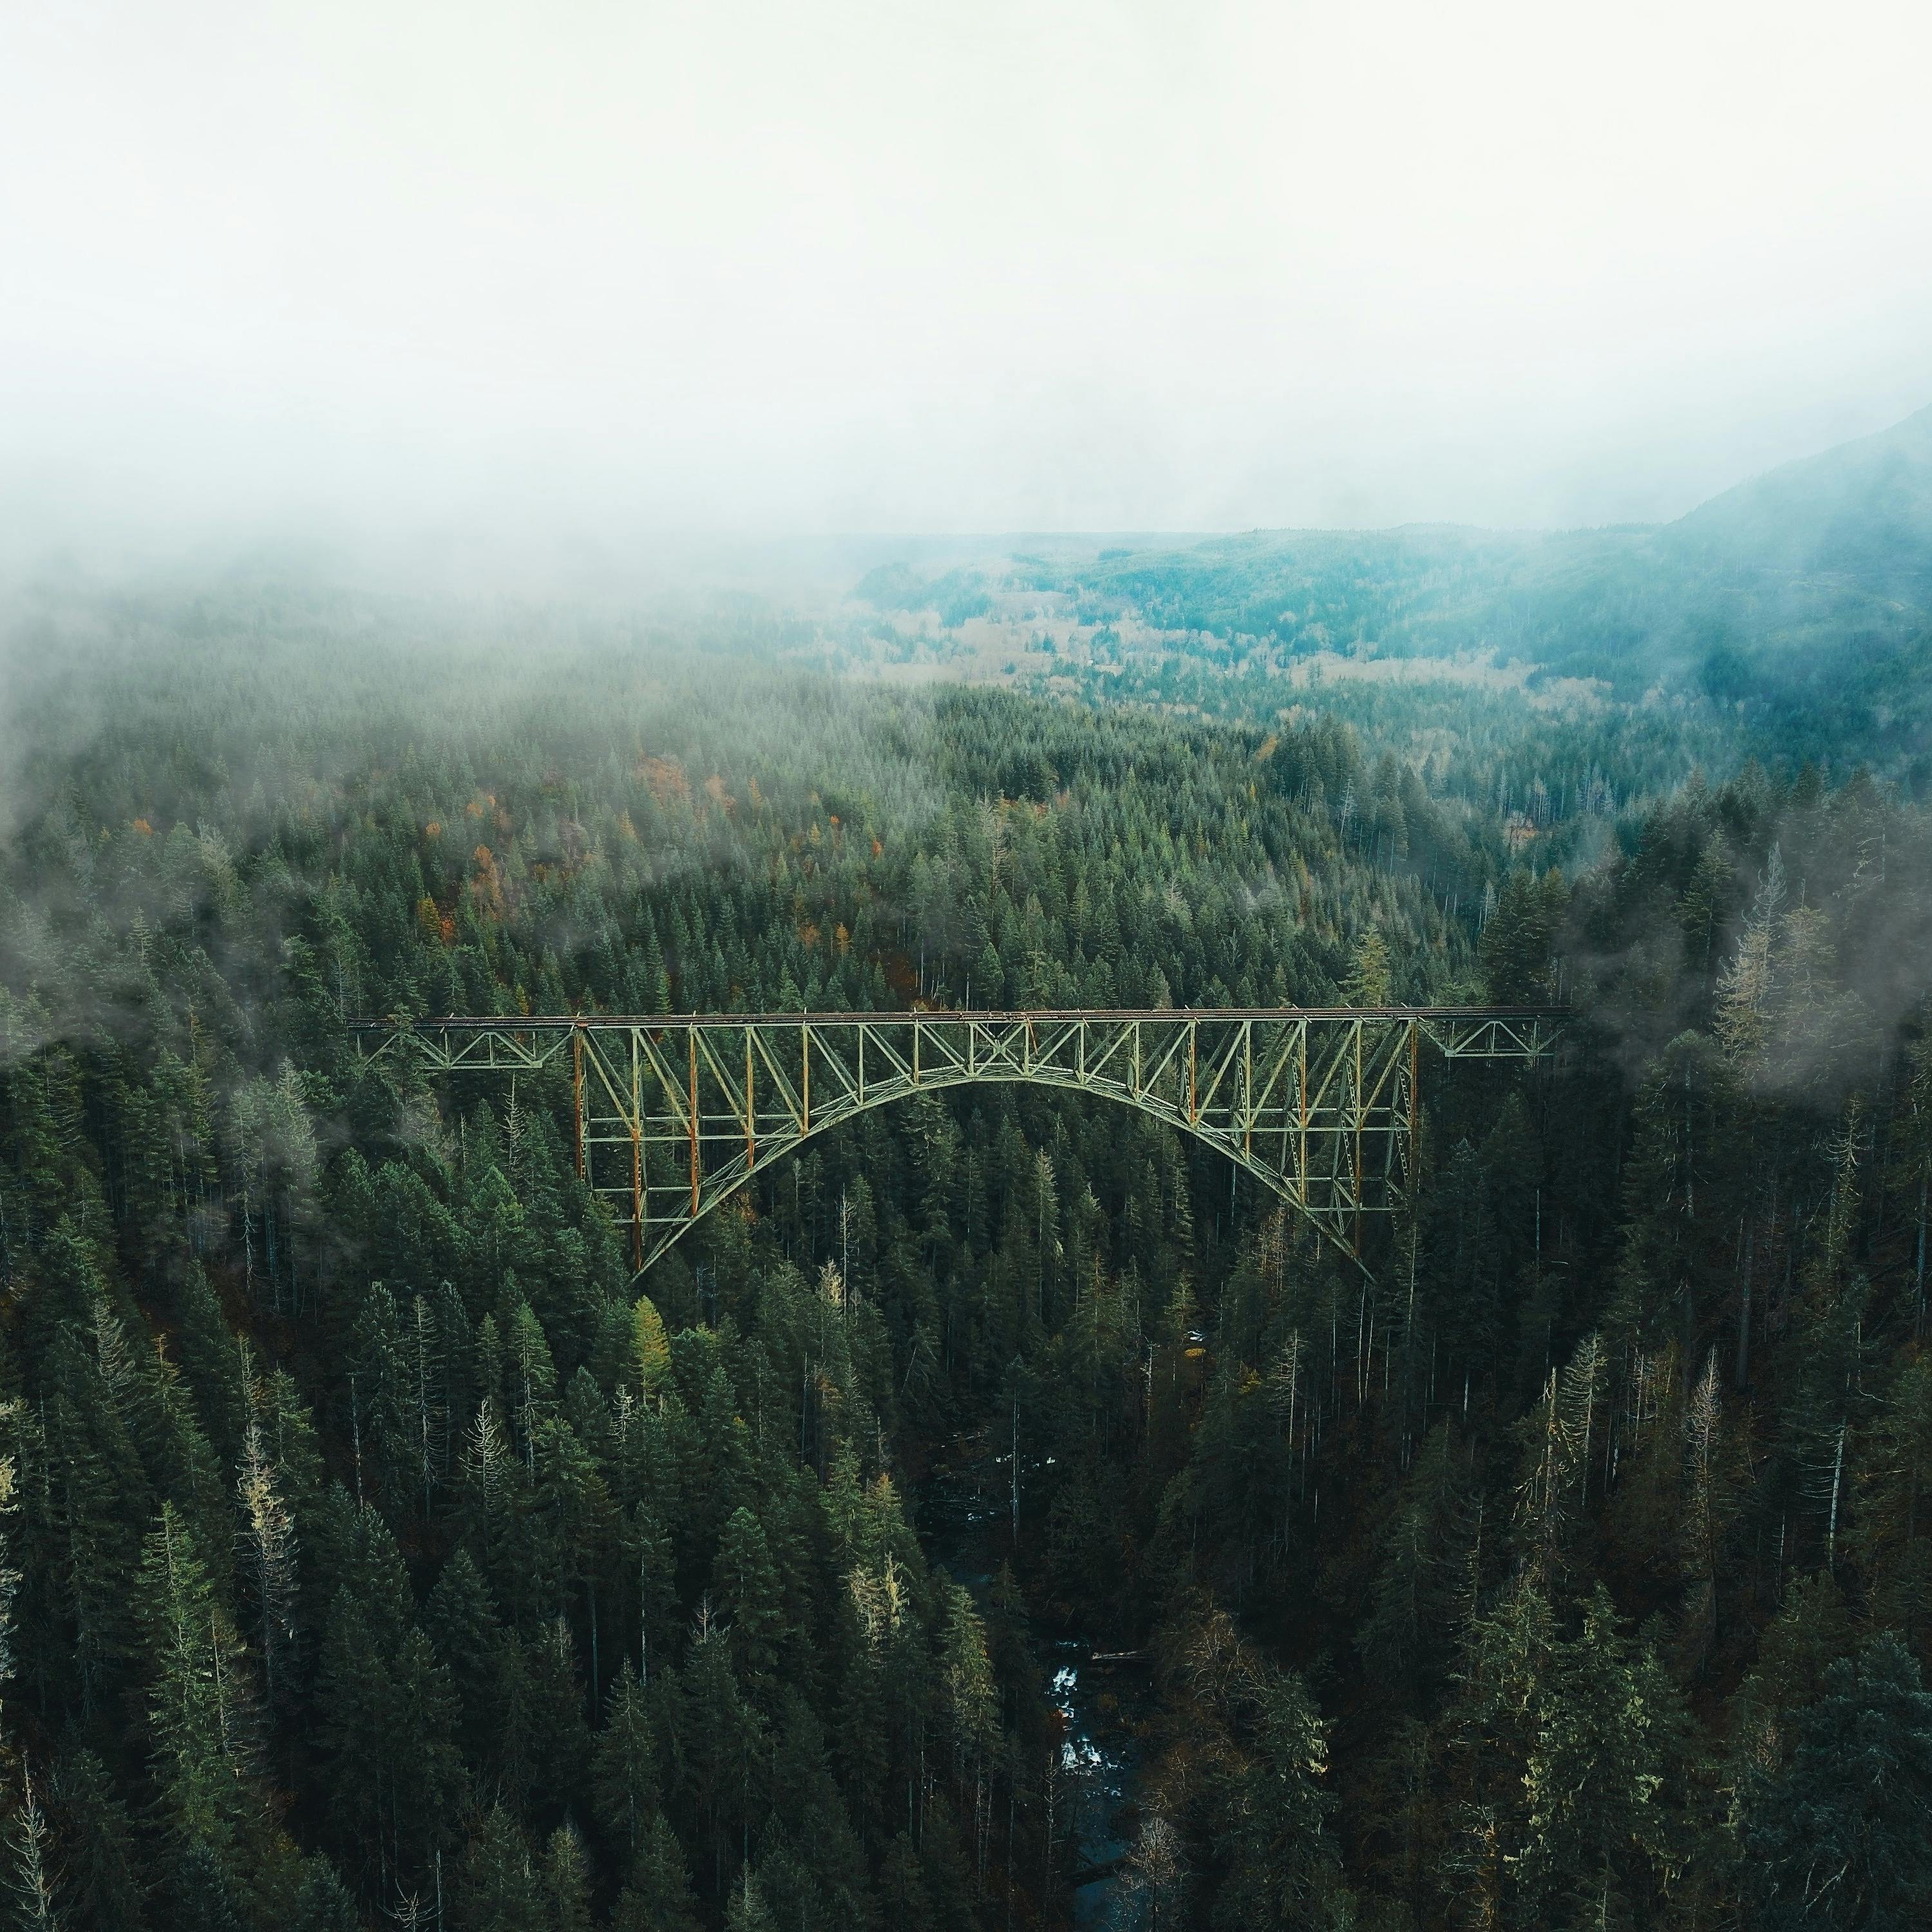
[3,0,1929,543]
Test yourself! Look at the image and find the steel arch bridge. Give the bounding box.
[349,1008,1564,1278]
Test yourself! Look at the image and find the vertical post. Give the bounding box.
[630,1028,644,1271]
[630,1127,644,1274]
[1243,1019,1253,1156]
[1296,1021,1308,1203]
[745,1030,755,1171]
[571,1026,584,1179]
[1188,1019,1197,1122]
[913,1016,920,1084]
[802,1023,811,1133]
[688,1028,700,1216]
[1353,1018,1365,1256]
[1407,1018,1420,1189]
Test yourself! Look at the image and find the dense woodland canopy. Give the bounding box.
[1,541,1931,1932]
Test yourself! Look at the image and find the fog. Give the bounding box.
[4,0,1929,554]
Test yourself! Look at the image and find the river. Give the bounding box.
[916,1438,1158,1929]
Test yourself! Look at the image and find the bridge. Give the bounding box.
[349,1008,1564,1278]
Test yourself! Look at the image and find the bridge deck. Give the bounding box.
[347,1003,1566,1030]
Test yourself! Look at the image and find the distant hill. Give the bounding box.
[850,405,1932,774]
[1674,402,1932,593]
[1629,406,1932,747]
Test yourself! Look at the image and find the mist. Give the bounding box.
[5,0,1930,560]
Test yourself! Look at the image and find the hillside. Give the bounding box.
[853,406,1932,779]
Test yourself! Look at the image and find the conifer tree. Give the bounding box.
[542,1824,592,1932]
[289,1857,359,1932]
[592,1660,661,1858]
[611,1815,701,1932]
[236,1422,298,1711]
[49,1745,146,1932]
[2,1769,61,1932]
[136,1504,253,1870]
[713,1508,783,1693]
[457,1806,547,1932]
[1740,1633,1932,1929]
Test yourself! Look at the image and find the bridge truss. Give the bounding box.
[348,1008,1564,1277]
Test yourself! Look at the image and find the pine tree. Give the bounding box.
[457,1806,547,1932]
[235,1423,298,1711]
[1741,1633,1932,1929]
[424,1546,503,1772]
[592,1660,661,1857]
[542,1824,591,1932]
[136,1504,252,1867]
[289,1857,359,1932]
[3,1768,61,1932]
[1213,1663,1351,1927]
[938,1582,998,1790]
[633,1298,672,1405]
[1516,1586,1689,1926]
[1343,929,1392,1007]
[611,1814,701,1932]
[713,1508,783,1692]
[723,1871,777,1932]
[166,1841,247,1932]
[49,1745,146,1932]
[169,1267,246,1470]
[1479,869,1565,1003]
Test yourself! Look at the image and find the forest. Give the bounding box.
[1,537,1931,1932]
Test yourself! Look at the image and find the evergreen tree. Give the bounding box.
[456,1807,547,1932]
[592,1660,661,1857]
[135,1505,254,1872]
[1740,1633,1932,1929]
[611,1815,701,1932]
[2,1770,61,1932]
[713,1508,783,1692]
[289,1858,359,1932]
[49,1744,147,1932]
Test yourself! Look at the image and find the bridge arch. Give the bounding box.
[631,1055,1378,1277]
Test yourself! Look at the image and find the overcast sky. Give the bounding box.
[3,0,1929,546]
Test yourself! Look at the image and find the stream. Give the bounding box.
[916,1440,1158,1928]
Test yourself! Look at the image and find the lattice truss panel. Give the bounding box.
[351,1009,1562,1277]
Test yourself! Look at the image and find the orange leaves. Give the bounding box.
[131,817,154,837]
[416,896,457,945]
[468,845,504,922]
[638,756,689,806]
